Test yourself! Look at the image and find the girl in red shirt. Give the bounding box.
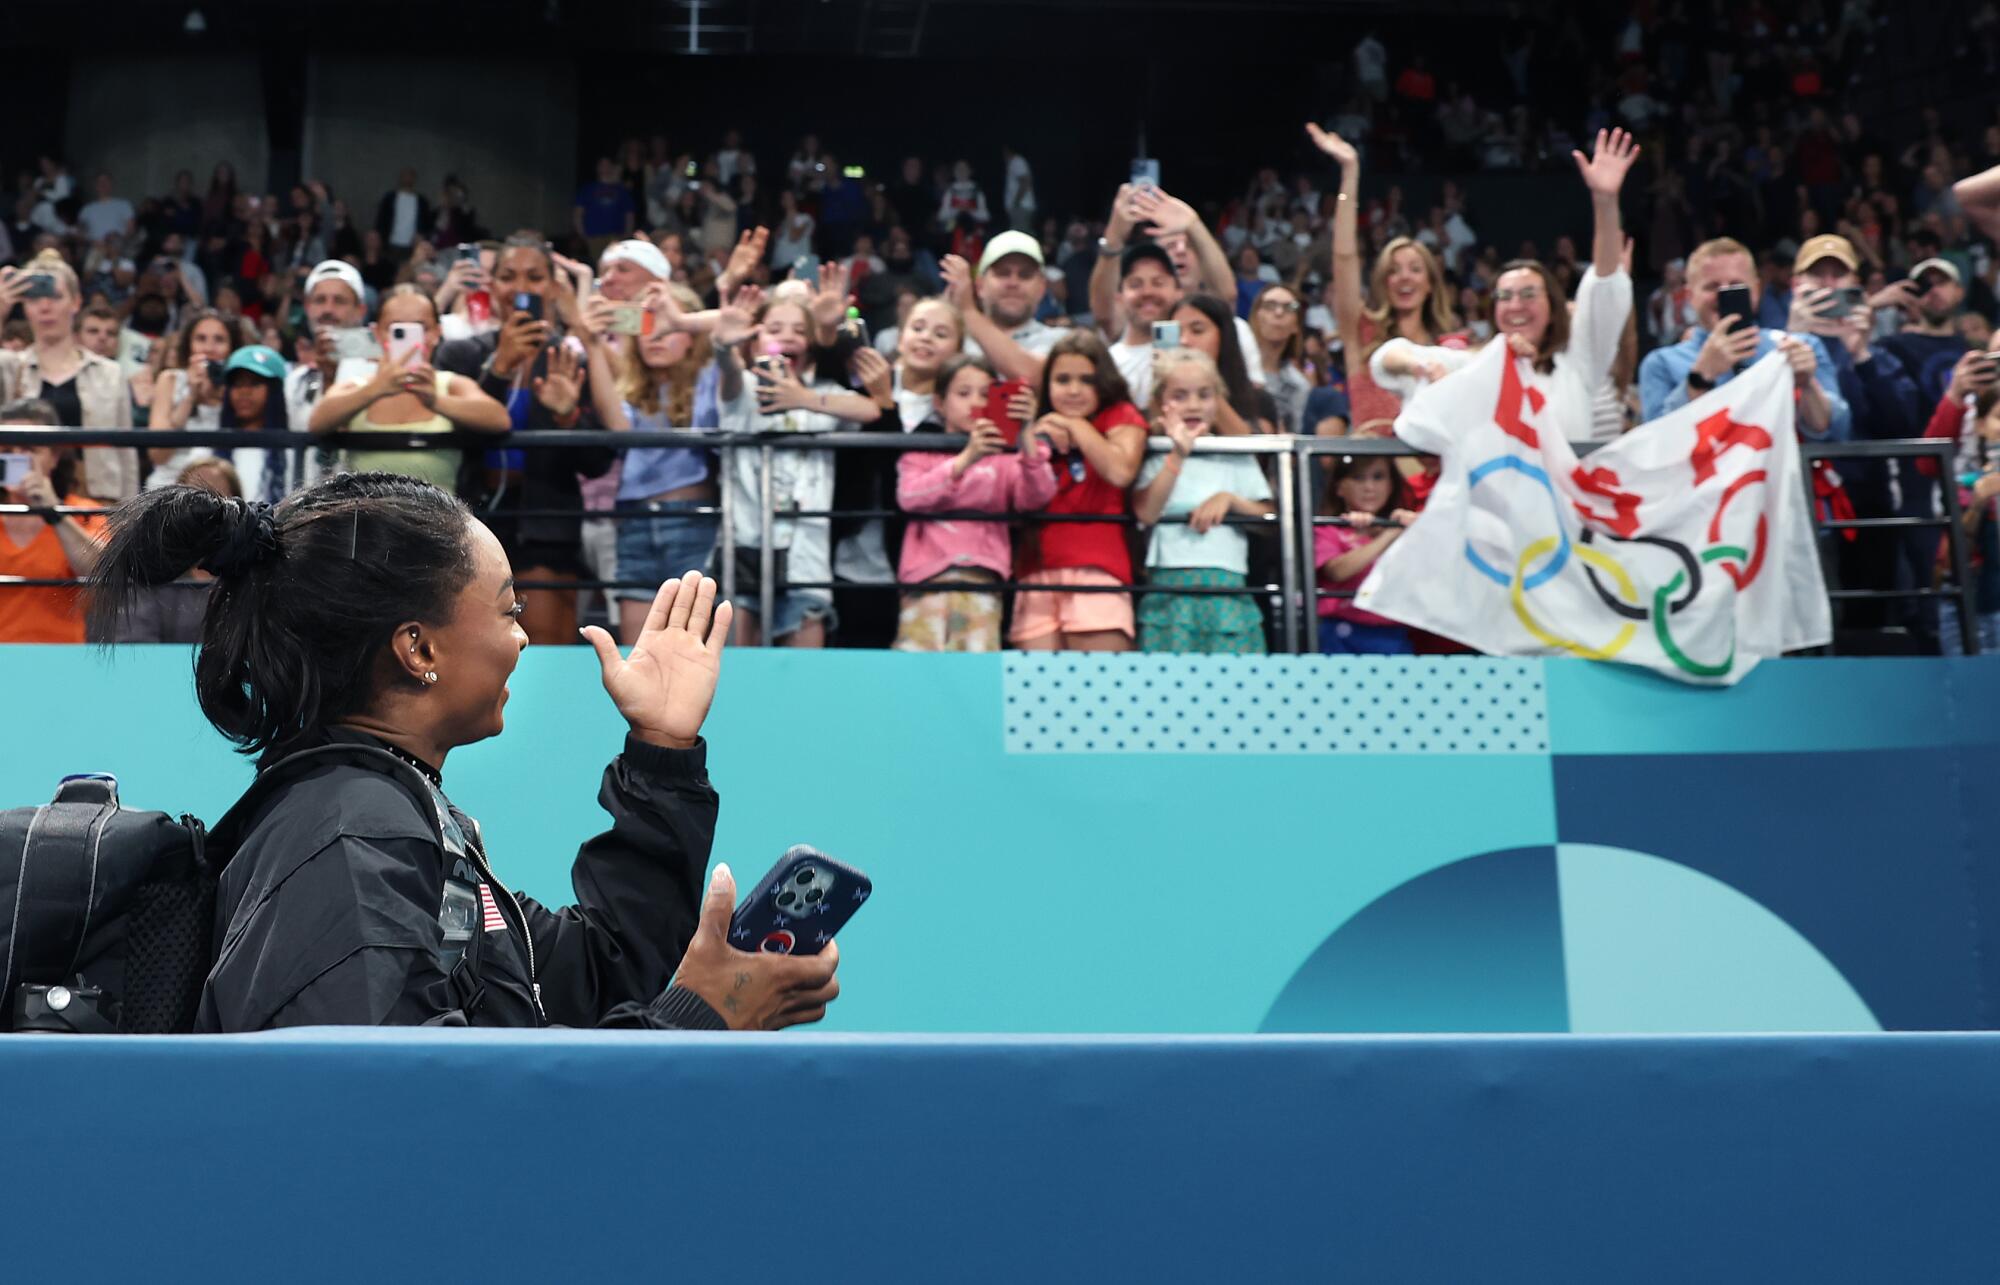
[1009,332,1149,651]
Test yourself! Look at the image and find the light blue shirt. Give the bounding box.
[616,363,721,501]
[1637,328,1851,441]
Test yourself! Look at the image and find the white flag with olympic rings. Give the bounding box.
[1357,342,1830,684]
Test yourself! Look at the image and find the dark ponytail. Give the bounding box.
[89,473,476,757]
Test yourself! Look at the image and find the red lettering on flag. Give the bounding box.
[1570,465,1644,537]
[1493,352,1546,448]
[1688,409,1773,485]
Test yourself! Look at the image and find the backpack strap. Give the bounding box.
[4,777,123,996]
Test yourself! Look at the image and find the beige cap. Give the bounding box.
[1792,234,1859,276]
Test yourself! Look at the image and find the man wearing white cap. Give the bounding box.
[943,230,1062,383]
[598,238,672,302]
[283,260,369,483]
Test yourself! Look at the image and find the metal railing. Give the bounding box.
[0,427,1980,656]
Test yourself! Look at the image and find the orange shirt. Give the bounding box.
[0,495,105,643]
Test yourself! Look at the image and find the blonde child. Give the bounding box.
[1131,348,1273,653]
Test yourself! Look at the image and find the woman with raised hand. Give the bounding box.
[1306,122,1465,438]
[1366,128,1641,445]
[89,478,841,1032]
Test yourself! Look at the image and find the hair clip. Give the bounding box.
[348,508,360,559]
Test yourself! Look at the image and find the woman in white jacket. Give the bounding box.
[1371,129,1640,445]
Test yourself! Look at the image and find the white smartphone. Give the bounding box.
[0,452,31,490]
[386,322,426,365]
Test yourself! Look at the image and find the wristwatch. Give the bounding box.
[1685,368,1716,393]
[1096,237,1125,258]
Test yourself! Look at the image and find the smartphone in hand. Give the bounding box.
[729,846,871,957]
[983,377,1029,448]
[609,304,653,337]
[1716,285,1755,335]
[386,322,426,366]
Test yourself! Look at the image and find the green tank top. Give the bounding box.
[344,372,461,490]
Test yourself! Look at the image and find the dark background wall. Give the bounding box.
[0,0,1979,258]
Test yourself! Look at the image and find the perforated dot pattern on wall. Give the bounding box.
[1001,654,1550,755]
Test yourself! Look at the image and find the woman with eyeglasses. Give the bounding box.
[1247,283,1311,433]
[1364,129,1641,445]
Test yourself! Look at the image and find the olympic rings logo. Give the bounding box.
[1463,454,1768,678]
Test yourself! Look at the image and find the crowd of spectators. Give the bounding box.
[4,3,1999,655]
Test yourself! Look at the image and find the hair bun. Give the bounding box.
[199,497,282,577]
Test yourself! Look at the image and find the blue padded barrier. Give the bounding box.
[3,1030,1998,1283]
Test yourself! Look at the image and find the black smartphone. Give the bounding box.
[512,291,543,323]
[455,242,482,266]
[728,846,871,956]
[1716,285,1755,334]
[22,273,58,300]
[203,359,225,385]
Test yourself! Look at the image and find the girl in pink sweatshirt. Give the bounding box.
[894,354,1057,651]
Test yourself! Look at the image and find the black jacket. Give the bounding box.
[374,189,435,245]
[195,728,724,1031]
[436,331,615,549]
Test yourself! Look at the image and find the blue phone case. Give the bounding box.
[729,846,871,956]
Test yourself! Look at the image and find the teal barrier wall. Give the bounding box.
[9,646,1998,1033]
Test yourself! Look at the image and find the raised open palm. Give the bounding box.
[581,570,733,750]
[1304,122,1359,168]
[1572,127,1640,197]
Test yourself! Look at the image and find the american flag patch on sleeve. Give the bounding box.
[478,883,508,933]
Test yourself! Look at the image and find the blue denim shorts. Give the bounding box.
[612,501,720,603]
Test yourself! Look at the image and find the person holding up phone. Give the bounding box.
[0,251,139,503]
[1778,234,1930,631]
[0,398,105,644]
[581,280,746,646]
[434,233,611,647]
[891,354,1057,652]
[1636,236,1851,441]
[309,287,509,491]
[145,307,242,489]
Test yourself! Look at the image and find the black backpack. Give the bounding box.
[0,745,435,1034]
